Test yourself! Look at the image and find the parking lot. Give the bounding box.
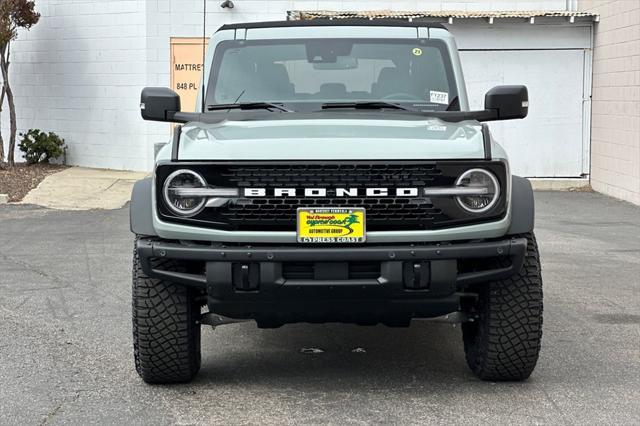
[0,191,638,425]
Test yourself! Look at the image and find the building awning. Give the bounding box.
[288,10,599,24]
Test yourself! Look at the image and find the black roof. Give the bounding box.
[218,19,445,31]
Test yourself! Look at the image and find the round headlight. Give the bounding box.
[455,168,500,213]
[162,169,207,216]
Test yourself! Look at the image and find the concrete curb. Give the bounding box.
[20,167,148,210]
[529,178,591,191]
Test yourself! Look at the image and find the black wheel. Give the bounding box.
[132,237,201,384]
[462,232,543,381]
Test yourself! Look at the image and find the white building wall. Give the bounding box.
[2,0,151,170]
[579,0,640,206]
[3,0,569,171]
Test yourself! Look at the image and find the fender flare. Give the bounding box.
[130,178,157,236]
[507,175,535,235]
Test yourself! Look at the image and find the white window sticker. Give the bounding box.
[429,90,449,105]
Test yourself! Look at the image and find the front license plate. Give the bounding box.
[297,208,366,243]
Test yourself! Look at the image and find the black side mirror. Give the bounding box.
[484,85,528,120]
[140,87,181,122]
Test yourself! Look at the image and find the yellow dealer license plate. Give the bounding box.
[297,208,366,243]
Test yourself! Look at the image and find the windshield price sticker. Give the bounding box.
[297,208,366,243]
[430,90,449,105]
[428,124,447,131]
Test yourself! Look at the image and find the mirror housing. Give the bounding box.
[484,85,528,120]
[140,87,181,122]
[427,85,528,123]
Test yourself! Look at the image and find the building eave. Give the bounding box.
[288,10,600,24]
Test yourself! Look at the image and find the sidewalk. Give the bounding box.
[20,167,147,210]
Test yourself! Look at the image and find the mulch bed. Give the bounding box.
[0,163,68,202]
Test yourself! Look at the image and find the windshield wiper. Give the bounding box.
[207,102,293,112]
[321,101,420,112]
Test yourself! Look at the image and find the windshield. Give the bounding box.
[205,38,459,111]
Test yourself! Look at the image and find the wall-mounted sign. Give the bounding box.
[170,37,210,112]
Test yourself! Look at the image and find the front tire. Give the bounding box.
[132,238,201,384]
[462,232,543,381]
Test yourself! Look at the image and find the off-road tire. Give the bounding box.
[132,238,201,384]
[462,232,543,381]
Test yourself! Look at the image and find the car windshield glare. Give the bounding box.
[205,38,459,111]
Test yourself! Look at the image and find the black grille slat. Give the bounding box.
[282,262,314,280]
[219,164,441,188]
[282,262,380,280]
[220,196,445,230]
[348,262,381,280]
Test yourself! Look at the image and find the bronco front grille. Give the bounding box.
[218,164,447,231]
[155,161,508,232]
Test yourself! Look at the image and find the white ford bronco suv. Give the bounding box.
[131,20,542,384]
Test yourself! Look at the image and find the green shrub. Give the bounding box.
[18,129,66,164]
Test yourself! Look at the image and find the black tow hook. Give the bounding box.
[198,313,249,328]
[418,311,477,324]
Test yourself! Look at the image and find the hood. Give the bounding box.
[177,118,485,160]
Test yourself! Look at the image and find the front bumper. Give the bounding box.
[136,237,527,324]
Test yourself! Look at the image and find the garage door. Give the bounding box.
[460,50,586,178]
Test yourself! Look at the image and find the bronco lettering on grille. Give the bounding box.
[243,188,420,197]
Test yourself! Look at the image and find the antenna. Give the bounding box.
[201,0,207,113]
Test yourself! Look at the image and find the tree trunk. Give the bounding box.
[0,85,4,165]
[0,43,16,166]
[0,45,5,165]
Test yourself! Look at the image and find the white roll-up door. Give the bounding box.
[460,50,586,178]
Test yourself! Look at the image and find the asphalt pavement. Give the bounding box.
[0,191,638,425]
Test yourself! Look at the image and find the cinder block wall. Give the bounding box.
[579,0,640,205]
[0,0,150,170]
[2,0,569,171]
